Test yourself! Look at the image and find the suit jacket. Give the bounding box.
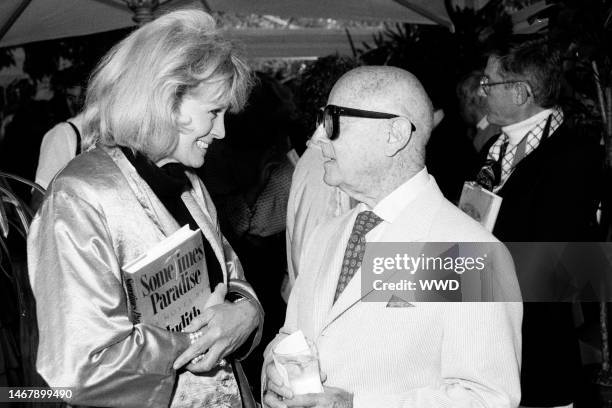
[493,121,601,242]
[27,145,259,408]
[266,174,522,408]
[490,121,603,406]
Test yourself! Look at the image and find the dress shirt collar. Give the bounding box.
[362,167,429,224]
[502,108,553,145]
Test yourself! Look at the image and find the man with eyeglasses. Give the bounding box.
[263,66,522,408]
[286,91,445,291]
[475,40,602,408]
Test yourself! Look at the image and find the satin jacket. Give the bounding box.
[27,145,260,408]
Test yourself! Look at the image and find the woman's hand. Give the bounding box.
[173,283,261,373]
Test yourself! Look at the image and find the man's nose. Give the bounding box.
[310,124,328,146]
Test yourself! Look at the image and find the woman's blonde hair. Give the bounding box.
[81,9,252,161]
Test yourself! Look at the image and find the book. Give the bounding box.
[123,225,211,332]
[123,226,244,408]
[458,181,503,232]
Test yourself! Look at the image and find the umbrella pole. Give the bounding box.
[125,0,159,25]
[0,0,32,44]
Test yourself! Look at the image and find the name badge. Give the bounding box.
[458,181,503,232]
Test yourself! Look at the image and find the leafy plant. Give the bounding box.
[357,1,514,111]
[0,172,48,392]
[549,0,612,155]
[544,0,612,387]
[291,54,360,140]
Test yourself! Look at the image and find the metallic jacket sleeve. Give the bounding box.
[27,190,190,408]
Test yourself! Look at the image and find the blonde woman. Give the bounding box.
[27,10,263,408]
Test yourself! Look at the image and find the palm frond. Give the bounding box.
[0,172,45,196]
[0,186,32,236]
[0,198,9,238]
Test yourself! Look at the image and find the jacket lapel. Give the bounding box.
[321,177,443,331]
[107,146,178,237]
[106,145,228,281]
[308,213,352,336]
[181,189,228,280]
[324,268,363,329]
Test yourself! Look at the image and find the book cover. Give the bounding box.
[123,225,210,332]
[123,226,243,407]
[458,181,503,232]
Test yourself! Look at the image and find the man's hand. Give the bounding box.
[263,359,294,408]
[284,386,353,408]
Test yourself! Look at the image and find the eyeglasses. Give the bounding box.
[479,75,531,96]
[316,104,416,141]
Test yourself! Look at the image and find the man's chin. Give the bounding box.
[485,114,504,127]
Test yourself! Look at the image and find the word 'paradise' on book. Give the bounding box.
[123,226,212,333]
[139,245,205,315]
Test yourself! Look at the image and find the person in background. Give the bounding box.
[0,78,35,145]
[33,111,84,190]
[476,39,602,408]
[27,10,263,407]
[423,73,481,204]
[456,70,501,155]
[0,74,67,201]
[32,67,88,210]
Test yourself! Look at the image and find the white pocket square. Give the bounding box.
[386,295,414,308]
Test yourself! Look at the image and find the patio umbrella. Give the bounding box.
[0,0,453,58]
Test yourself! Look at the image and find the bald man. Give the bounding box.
[263,67,522,408]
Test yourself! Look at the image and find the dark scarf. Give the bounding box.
[120,146,223,288]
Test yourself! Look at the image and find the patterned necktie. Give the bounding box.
[475,111,562,192]
[475,137,507,191]
[334,210,383,303]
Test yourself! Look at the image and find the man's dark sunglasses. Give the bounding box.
[316,104,416,141]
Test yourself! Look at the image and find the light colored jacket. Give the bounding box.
[266,176,522,408]
[28,145,259,407]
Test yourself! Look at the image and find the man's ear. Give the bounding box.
[384,117,413,157]
[513,83,530,106]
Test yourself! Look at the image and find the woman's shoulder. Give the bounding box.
[50,145,121,198]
